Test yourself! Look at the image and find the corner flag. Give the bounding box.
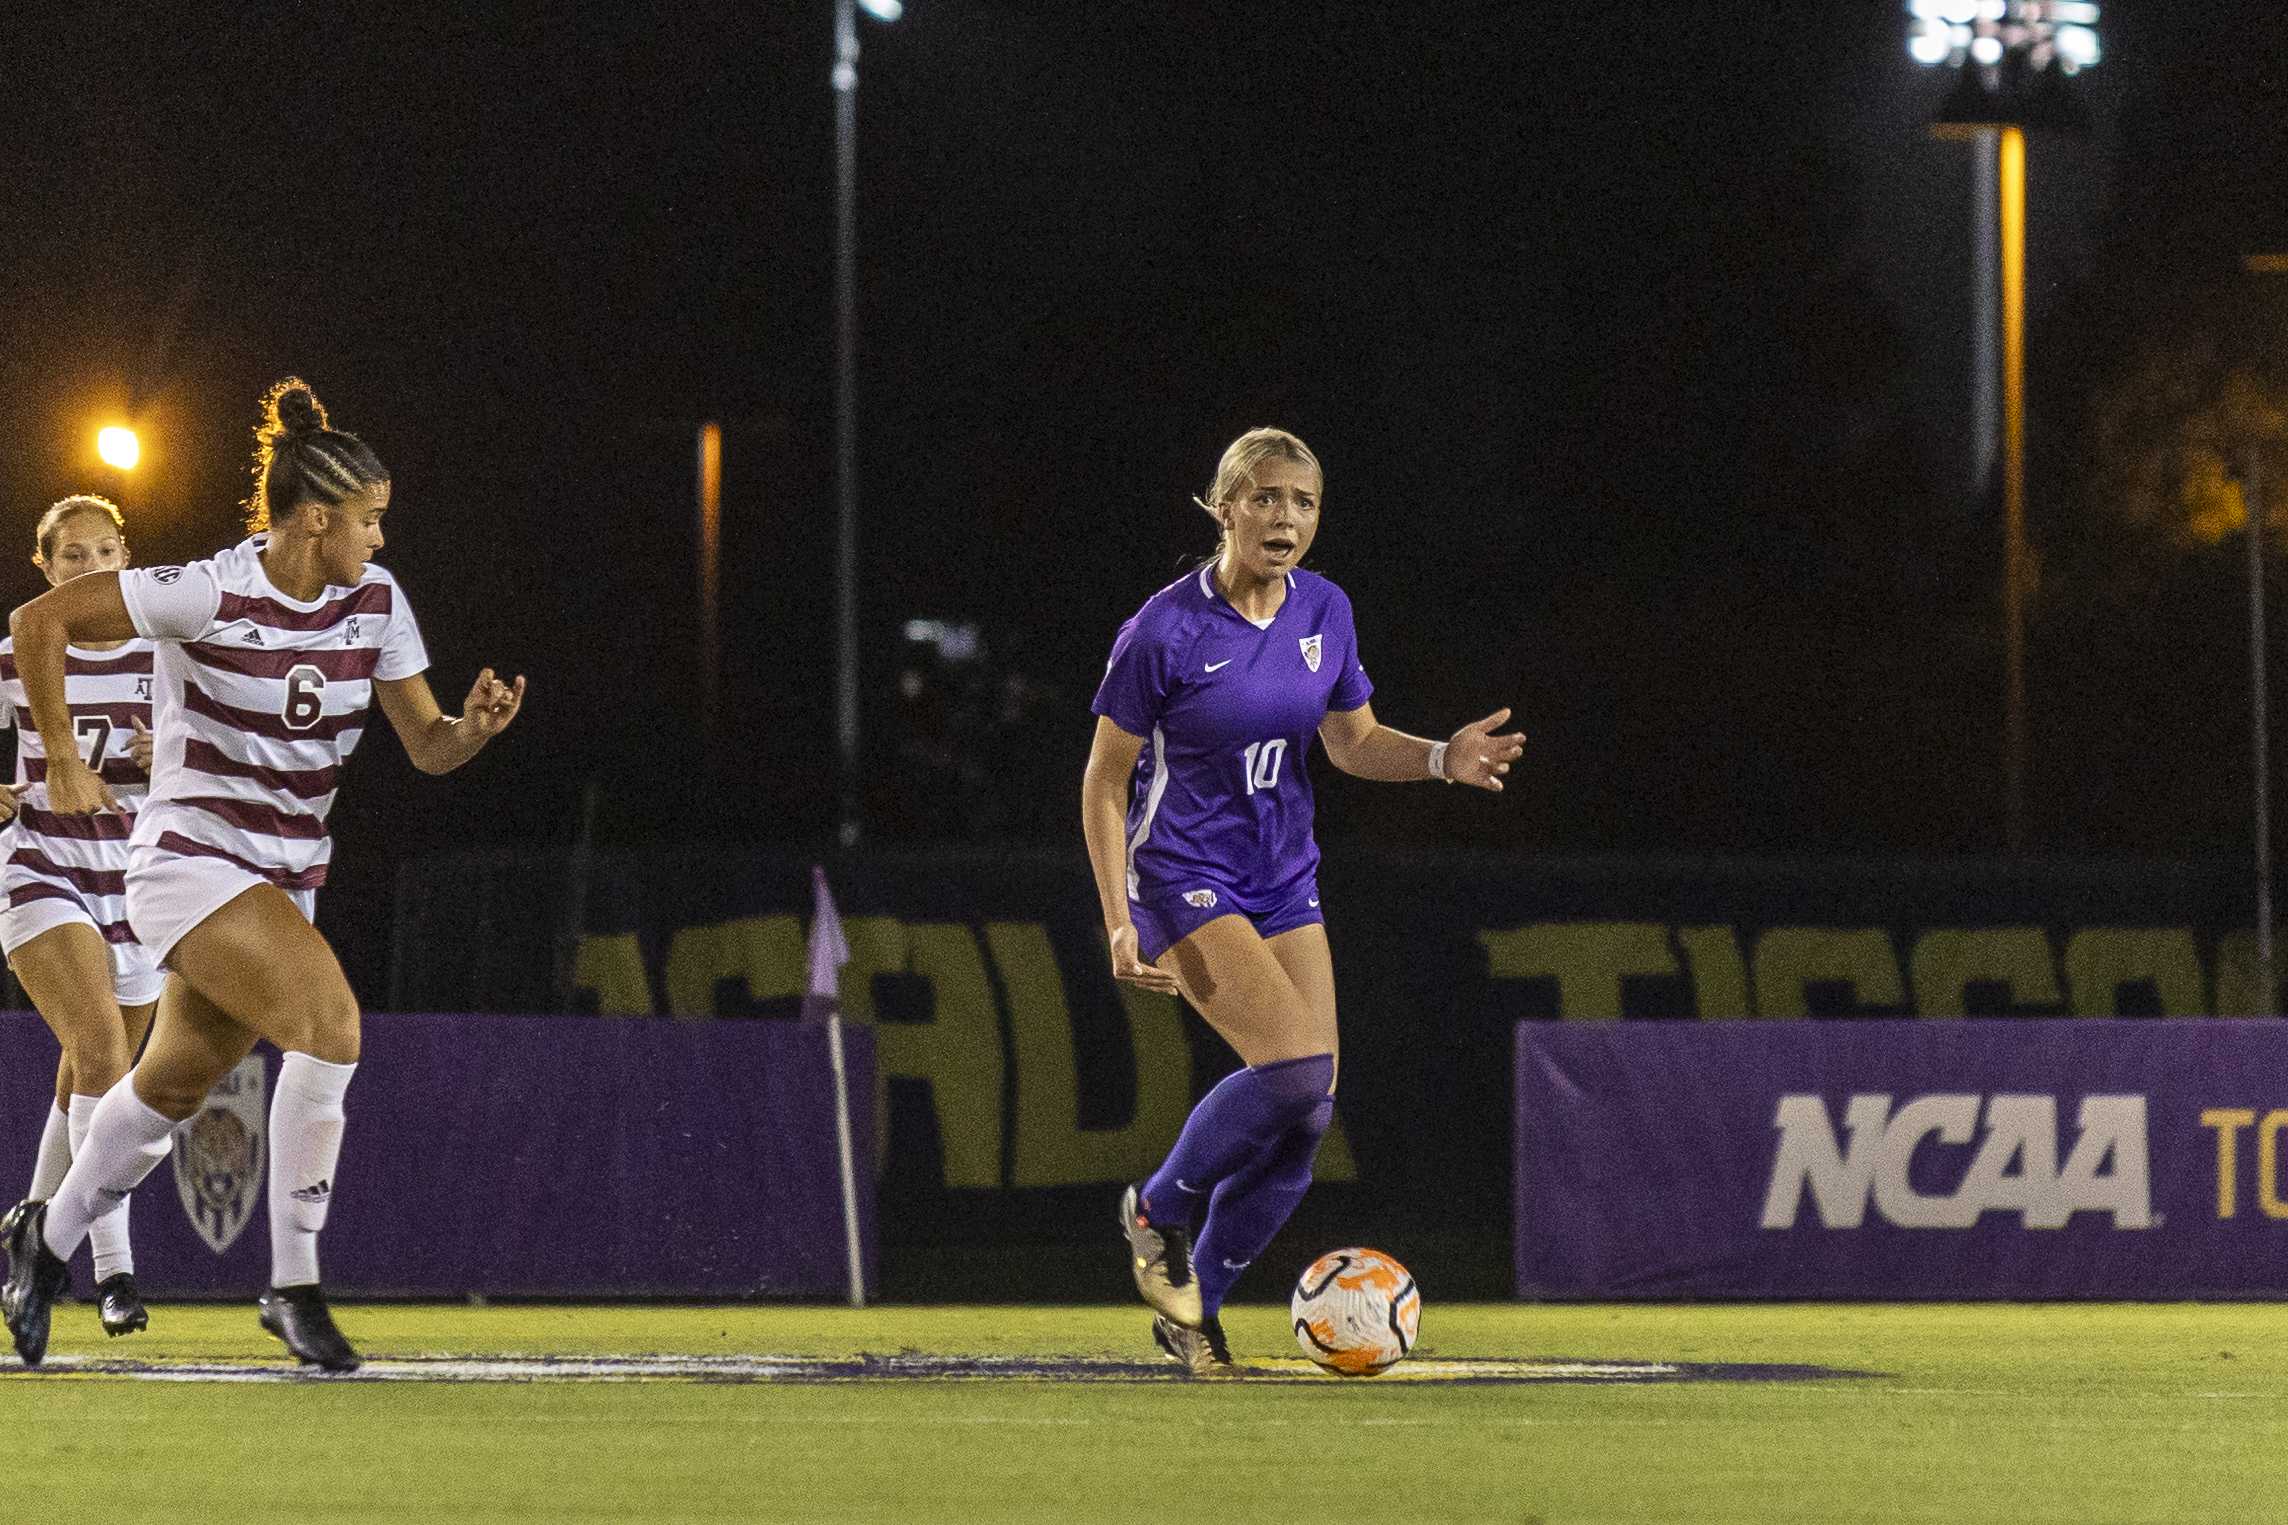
[809,864,866,1307]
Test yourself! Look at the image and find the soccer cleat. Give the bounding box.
[1118,1184,1203,1328]
[1151,1313,1235,1376]
[1,1200,71,1368]
[258,1284,362,1373]
[95,1273,149,1337]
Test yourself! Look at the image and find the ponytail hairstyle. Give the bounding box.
[245,377,388,533]
[1192,427,1323,549]
[31,494,126,568]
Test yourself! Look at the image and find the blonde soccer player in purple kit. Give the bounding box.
[1082,426,1524,1372]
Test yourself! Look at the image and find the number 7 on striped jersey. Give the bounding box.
[73,715,113,771]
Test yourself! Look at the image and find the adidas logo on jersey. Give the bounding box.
[1183,888,1218,909]
[241,628,264,646]
[289,1179,332,1204]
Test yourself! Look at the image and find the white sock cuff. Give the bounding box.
[66,1093,103,1149]
[109,1076,183,1148]
[277,1052,357,1108]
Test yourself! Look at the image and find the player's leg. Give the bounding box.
[160,886,364,1370]
[9,926,164,1306]
[5,976,247,1365]
[1189,922,1340,1324]
[14,921,139,1103]
[1142,914,1334,1217]
[84,999,158,1331]
[1124,915,1334,1328]
[43,977,251,1256]
[24,1057,72,1203]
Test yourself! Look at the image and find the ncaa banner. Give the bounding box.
[0,1011,874,1300]
[1515,1018,2288,1298]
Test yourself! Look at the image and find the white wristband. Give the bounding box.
[1426,740,1450,782]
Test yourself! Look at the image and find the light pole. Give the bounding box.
[2240,252,2288,1010]
[1909,1,2100,855]
[834,0,902,847]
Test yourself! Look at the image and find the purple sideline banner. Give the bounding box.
[1516,1018,2288,1299]
[0,1012,875,1299]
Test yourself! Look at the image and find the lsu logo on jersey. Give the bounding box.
[1299,634,1322,673]
[1183,888,1219,909]
[1759,1092,2152,1231]
[173,1054,267,1255]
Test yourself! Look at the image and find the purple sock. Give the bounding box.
[1195,1098,1334,1316]
[1139,1053,1333,1230]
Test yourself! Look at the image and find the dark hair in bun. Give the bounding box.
[245,376,388,532]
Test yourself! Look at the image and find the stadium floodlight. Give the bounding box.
[96,426,140,471]
[858,0,902,19]
[1905,0,2102,78]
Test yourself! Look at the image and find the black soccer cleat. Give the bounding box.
[1151,1312,1235,1376]
[1,1200,71,1368]
[258,1284,362,1373]
[95,1273,149,1337]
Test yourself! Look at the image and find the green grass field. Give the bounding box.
[5,1300,2285,1523]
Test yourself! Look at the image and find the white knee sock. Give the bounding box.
[268,1053,355,1289]
[43,1079,177,1264]
[71,1093,143,1281]
[28,1103,72,1199]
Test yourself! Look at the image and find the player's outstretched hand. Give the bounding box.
[1108,923,1180,995]
[45,756,117,816]
[0,783,27,825]
[130,716,153,773]
[462,668,526,741]
[1443,707,1526,792]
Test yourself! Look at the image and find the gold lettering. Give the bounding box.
[993,922,1189,1187]
[1909,928,2060,1017]
[662,915,804,1018]
[2064,929,2205,1017]
[2262,1110,2288,1221]
[2212,932,2284,1018]
[865,923,1006,1189]
[570,933,652,1016]
[1751,928,1903,1019]
[1476,923,1676,1020]
[2202,1108,2255,1219]
[1677,926,1751,1018]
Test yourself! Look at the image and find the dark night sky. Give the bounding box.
[3,3,2287,986]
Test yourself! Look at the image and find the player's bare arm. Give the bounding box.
[8,570,136,814]
[1081,714,1180,995]
[375,668,526,776]
[1319,702,1524,791]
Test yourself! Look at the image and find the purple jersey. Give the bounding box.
[1092,564,1373,908]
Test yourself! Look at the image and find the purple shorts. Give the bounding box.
[1130,877,1324,964]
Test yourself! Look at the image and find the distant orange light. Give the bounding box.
[96,426,140,471]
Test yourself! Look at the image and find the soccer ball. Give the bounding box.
[1290,1247,1421,1376]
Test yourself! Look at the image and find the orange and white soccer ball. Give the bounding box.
[1290,1247,1421,1376]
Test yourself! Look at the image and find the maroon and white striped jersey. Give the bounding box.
[119,537,429,891]
[0,638,154,944]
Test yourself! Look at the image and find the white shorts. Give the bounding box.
[0,895,167,1008]
[124,848,318,972]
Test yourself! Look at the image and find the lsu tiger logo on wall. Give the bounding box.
[173,1055,267,1255]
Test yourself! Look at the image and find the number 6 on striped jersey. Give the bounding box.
[282,664,326,730]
